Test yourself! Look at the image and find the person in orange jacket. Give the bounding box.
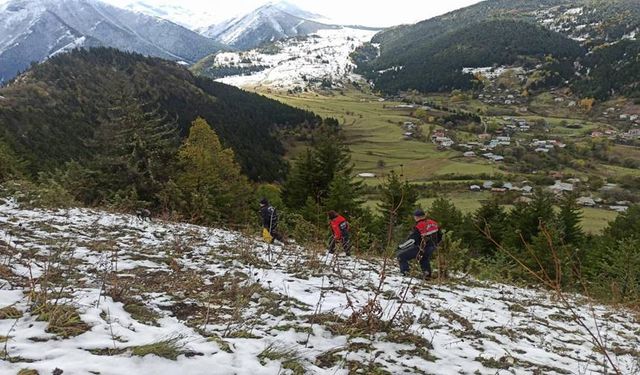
[327,210,351,256]
[396,209,442,279]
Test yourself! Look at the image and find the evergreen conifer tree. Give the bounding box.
[90,88,179,206]
[557,193,584,246]
[378,170,418,244]
[176,118,251,224]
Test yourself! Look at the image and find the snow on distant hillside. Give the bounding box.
[201,2,339,50]
[0,0,223,81]
[1,198,639,374]
[213,28,377,91]
[109,0,218,30]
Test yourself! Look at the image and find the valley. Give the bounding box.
[1,1,639,373]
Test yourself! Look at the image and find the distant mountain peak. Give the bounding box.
[0,0,224,81]
[201,2,337,50]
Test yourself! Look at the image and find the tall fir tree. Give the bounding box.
[472,198,508,256]
[378,170,418,245]
[176,118,251,224]
[557,193,584,246]
[89,87,179,206]
[283,121,361,218]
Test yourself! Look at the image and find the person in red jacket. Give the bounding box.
[328,210,351,256]
[396,209,442,279]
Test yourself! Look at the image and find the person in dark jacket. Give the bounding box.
[259,198,284,244]
[327,210,351,256]
[396,209,441,279]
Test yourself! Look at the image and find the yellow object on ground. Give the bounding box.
[262,228,273,243]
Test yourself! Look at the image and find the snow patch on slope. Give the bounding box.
[215,28,376,91]
[0,199,639,374]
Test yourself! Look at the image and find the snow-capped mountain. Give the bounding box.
[202,1,339,50]
[0,0,224,82]
[107,0,217,30]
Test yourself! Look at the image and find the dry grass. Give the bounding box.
[36,304,89,338]
[0,305,22,319]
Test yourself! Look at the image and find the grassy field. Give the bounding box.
[263,89,622,233]
[265,90,503,181]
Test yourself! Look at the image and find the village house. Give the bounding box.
[576,197,596,207]
[610,205,629,213]
[549,181,574,194]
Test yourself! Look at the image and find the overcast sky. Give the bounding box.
[106,0,484,27]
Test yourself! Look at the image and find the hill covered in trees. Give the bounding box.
[357,0,640,96]
[0,48,319,181]
[356,19,584,93]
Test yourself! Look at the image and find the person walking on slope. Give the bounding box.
[327,210,351,256]
[397,209,442,279]
[259,198,284,245]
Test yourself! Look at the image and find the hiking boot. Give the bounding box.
[423,272,432,280]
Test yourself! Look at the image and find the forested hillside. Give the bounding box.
[358,0,640,96]
[0,48,318,181]
[574,40,640,100]
[357,20,584,93]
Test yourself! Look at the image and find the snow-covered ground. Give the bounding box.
[0,198,639,374]
[214,28,376,91]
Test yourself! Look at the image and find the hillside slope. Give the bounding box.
[201,2,338,50]
[359,0,640,95]
[359,19,584,93]
[0,48,318,181]
[193,28,377,91]
[0,0,225,82]
[0,198,638,374]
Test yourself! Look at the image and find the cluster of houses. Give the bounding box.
[529,139,567,153]
[576,196,630,212]
[501,117,532,133]
[591,128,640,141]
[431,129,455,148]
[469,181,534,195]
[603,106,640,125]
[403,121,419,140]
[469,179,631,212]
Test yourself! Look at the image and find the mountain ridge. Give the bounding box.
[201,2,340,50]
[356,0,640,96]
[0,0,226,81]
[0,48,319,181]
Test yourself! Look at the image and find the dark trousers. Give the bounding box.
[398,243,436,275]
[267,228,284,244]
[328,236,351,255]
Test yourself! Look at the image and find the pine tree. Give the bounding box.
[90,88,179,206]
[378,170,418,244]
[176,118,251,224]
[557,193,584,246]
[472,198,508,256]
[507,190,555,246]
[282,149,318,209]
[0,139,24,182]
[283,121,361,216]
[326,172,364,216]
[428,197,464,234]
